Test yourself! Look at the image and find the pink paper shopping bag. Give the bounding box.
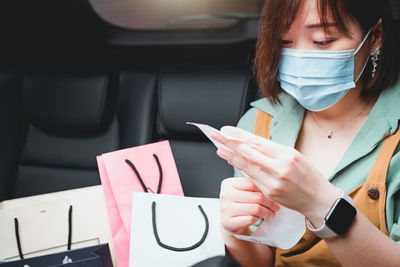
[96,140,184,267]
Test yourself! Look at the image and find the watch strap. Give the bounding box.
[306,189,355,239]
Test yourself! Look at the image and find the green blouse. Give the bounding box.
[233,81,400,244]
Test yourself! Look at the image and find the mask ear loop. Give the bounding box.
[354,28,373,83]
[354,28,373,55]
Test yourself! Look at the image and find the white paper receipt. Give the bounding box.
[187,122,306,250]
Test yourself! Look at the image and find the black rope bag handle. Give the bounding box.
[125,154,209,251]
[125,154,162,194]
[14,205,73,260]
[14,218,24,259]
[151,201,209,252]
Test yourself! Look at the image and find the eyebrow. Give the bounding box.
[306,23,338,29]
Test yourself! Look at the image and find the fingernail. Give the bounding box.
[211,131,222,141]
[217,148,232,159]
[274,204,280,212]
[220,126,228,133]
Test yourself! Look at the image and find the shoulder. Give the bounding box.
[236,107,258,133]
[236,92,298,131]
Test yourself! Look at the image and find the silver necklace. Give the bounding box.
[309,104,369,139]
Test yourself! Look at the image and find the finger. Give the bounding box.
[217,147,278,177]
[250,178,282,204]
[221,126,260,143]
[218,149,281,199]
[221,177,259,194]
[231,190,280,212]
[229,203,277,220]
[216,137,279,171]
[220,180,280,212]
[220,177,281,212]
[210,130,243,150]
[220,126,289,158]
[222,216,259,234]
[234,143,280,174]
[229,176,261,192]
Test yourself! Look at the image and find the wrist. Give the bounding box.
[221,225,257,252]
[303,186,342,228]
[306,188,357,239]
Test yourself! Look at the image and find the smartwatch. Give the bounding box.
[306,189,357,239]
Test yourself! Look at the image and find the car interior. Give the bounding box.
[0,0,399,202]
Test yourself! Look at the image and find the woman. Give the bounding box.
[211,0,400,266]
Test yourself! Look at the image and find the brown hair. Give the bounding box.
[255,0,399,104]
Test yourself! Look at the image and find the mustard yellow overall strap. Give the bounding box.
[254,110,273,139]
[365,126,400,185]
[356,124,400,236]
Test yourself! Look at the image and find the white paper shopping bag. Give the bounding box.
[0,186,116,266]
[129,193,225,267]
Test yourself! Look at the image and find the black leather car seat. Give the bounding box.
[153,65,256,198]
[5,66,256,200]
[0,71,23,201]
[11,72,119,197]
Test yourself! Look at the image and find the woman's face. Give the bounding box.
[280,0,380,81]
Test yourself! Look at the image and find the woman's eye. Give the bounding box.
[280,40,293,47]
[313,40,333,46]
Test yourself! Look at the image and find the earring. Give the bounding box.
[370,48,380,78]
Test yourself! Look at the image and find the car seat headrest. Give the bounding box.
[157,67,251,139]
[23,72,112,135]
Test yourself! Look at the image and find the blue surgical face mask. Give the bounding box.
[277,29,372,111]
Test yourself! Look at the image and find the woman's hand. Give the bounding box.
[219,176,280,239]
[212,126,341,227]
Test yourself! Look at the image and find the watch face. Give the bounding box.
[325,199,357,235]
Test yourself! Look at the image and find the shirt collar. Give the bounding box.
[330,81,400,179]
[367,80,400,135]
